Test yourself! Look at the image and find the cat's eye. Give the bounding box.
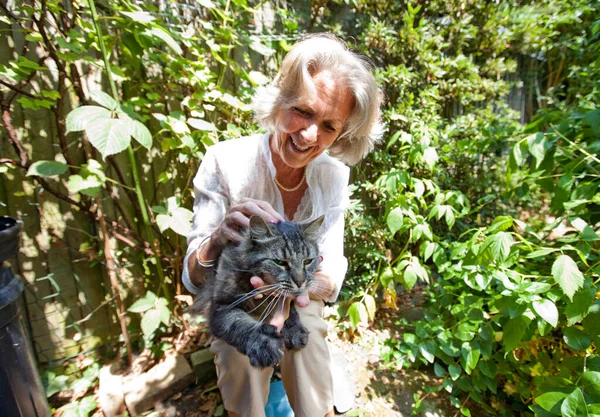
[303,258,314,266]
[273,259,288,267]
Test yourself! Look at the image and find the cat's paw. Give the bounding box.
[245,324,283,368]
[281,319,309,350]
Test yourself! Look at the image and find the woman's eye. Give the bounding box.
[293,107,309,116]
[323,123,336,132]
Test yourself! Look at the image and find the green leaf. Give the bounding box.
[86,118,131,158]
[461,342,480,373]
[561,388,588,417]
[120,10,155,23]
[434,363,446,377]
[61,396,98,417]
[563,327,591,351]
[565,287,596,326]
[90,91,117,110]
[67,175,102,196]
[167,207,193,236]
[26,160,68,177]
[141,309,161,337]
[127,120,152,149]
[526,248,560,258]
[535,391,571,414]
[347,301,368,329]
[503,316,528,351]
[43,372,69,397]
[527,132,548,167]
[582,372,600,403]
[552,255,584,301]
[448,363,462,381]
[481,232,512,262]
[585,109,600,135]
[387,207,404,235]
[66,106,111,133]
[532,299,559,328]
[419,341,436,364]
[128,297,155,313]
[487,216,514,233]
[144,27,182,55]
[363,294,376,321]
[188,118,217,132]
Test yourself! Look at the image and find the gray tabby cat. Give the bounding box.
[196,215,324,368]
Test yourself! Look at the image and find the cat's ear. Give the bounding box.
[249,216,273,240]
[303,215,324,240]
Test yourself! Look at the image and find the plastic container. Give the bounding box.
[0,216,51,417]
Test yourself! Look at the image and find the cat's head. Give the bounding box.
[241,215,324,297]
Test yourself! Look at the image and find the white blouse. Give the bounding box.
[182,132,350,303]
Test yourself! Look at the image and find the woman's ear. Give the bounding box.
[249,216,273,240]
[302,215,325,240]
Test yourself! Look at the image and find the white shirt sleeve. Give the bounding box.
[182,148,228,294]
[316,168,350,303]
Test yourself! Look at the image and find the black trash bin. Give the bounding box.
[0,216,51,417]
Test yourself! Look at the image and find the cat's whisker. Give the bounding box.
[246,290,279,314]
[259,290,285,324]
[227,285,282,309]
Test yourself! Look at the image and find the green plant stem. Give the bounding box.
[89,0,171,300]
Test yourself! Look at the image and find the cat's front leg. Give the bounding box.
[281,302,310,350]
[211,303,283,368]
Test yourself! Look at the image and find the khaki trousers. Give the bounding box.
[210,300,333,417]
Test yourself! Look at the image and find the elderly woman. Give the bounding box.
[182,34,382,417]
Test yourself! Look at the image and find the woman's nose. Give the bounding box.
[300,123,318,144]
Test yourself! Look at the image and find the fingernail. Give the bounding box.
[255,294,263,299]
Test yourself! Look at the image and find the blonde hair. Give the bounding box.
[252,34,384,165]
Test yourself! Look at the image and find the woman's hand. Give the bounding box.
[204,198,285,260]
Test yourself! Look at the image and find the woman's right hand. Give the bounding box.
[208,198,285,253]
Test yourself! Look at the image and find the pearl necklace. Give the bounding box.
[274,171,306,192]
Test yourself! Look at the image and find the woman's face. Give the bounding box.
[273,70,354,169]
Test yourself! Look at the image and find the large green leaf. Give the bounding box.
[127,120,152,149]
[128,297,155,313]
[582,372,600,403]
[67,175,102,196]
[552,255,584,301]
[565,287,596,326]
[144,27,182,55]
[561,388,588,417]
[141,309,161,337]
[419,341,436,363]
[532,299,559,328]
[85,118,131,158]
[363,294,376,321]
[26,160,68,177]
[347,301,368,329]
[535,390,571,414]
[527,132,548,167]
[481,232,512,262]
[90,90,117,110]
[387,207,404,236]
[66,105,111,133]
[448,363,462,381]
[563,327,592,351]
[503,316,528,351]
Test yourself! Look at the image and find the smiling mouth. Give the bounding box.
[291,137,310,152]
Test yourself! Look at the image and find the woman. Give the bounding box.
[182,34,383,417]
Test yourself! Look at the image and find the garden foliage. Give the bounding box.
[0,0,599,415]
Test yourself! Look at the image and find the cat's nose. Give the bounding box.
[291,271,305,288]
